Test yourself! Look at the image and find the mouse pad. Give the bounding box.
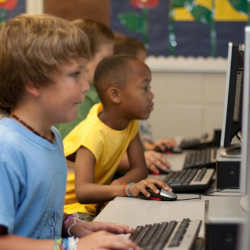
[176,194,201,201]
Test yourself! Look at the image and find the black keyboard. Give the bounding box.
[164,168,215,193]
[130,218,201,250]
[179,137,213,150]
[180,130,221,150]
[183,148,217,169]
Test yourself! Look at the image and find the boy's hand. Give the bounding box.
[70,220,134,238]
[127,178,172,198]
[78,231,140,250]
[154,138,177,151]
[145,151,171,174]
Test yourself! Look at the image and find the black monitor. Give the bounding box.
[220,42,244,155]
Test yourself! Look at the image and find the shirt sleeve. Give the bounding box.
[80,129,104,162]
[0,159,23,233]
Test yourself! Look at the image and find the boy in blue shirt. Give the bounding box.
[0,14,138,250]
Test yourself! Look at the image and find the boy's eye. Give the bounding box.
[69,71,81,78]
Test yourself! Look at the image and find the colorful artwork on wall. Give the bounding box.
[0,0,25,24]
[110,0,249,57]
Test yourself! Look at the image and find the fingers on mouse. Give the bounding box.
[138,187,177,201]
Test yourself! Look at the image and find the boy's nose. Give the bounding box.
[149,90,154,100]
[81,77,90,94]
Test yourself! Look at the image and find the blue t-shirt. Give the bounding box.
[0,118,67,239]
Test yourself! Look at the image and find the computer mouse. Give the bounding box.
[138,188,177,201]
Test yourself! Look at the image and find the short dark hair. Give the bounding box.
[94,55,136,102]
[114,36,146,58]
[0,14,90,114]
[72,18,114,58]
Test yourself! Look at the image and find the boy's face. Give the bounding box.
[87,42,114,83]
[120,60,154,120]
[37,58,89,124]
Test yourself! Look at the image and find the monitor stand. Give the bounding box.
[220,144,241,158]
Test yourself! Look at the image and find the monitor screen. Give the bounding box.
[220,42,244,151]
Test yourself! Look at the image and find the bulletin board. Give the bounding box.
[110,0,248,57]
[0,0,25,23]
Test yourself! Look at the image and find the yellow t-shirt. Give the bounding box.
[63,103,139,215]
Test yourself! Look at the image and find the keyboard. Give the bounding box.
[179,137,213,150]
[183,148,217,169]
[164,168,215,193]
[130,218,201,250]
[179,129,221,150]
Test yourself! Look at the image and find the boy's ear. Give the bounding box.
[107,86,121,104]
[25,81,41,97]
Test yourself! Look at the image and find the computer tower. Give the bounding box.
[216,149,240,190]
[205,197,245,250]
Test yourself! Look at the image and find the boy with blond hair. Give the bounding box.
[0,14,138,250]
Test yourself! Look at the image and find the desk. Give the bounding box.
[94,152,246,249]
[95,196,205,237]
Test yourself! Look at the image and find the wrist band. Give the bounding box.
[125,182,135,197]
[67,216,78,237]
[54,238,68,250]
[68,237,79,250]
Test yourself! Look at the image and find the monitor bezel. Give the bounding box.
[220,42,244,150]
[238,26,250,250]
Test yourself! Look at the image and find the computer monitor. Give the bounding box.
[220,42,244,155]
[238,26,250,250]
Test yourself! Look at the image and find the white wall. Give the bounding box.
[146,57,227,139]
[26,0,43,13]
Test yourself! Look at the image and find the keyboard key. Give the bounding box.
[194,168,207,182]
[169,218,190,247]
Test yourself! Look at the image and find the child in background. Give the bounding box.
[0,14,138,250]
[62,18,114,220]
[63,55,172,219]
[56,18,114,139]
[114,35,177,173]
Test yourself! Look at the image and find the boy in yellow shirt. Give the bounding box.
[63,55,171,219]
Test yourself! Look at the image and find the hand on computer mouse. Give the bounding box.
[144,151,171,174]
[154,145,173,153]
[139,188,177,201]
[154,138,177,149]
[126,178,172,198]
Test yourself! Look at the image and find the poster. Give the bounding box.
[0,0,26,24]
[110,0,248,57]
